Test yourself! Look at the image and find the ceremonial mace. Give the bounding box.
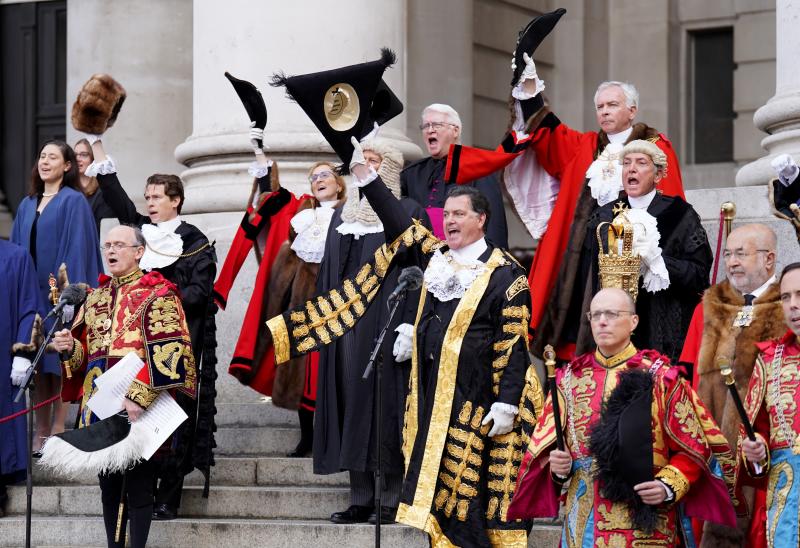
[718,357,761,445]
[543,345,565,450]
[712,202,737,285]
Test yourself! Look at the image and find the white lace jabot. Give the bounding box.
[423,242,488,302]
[290,204,335,263]
[140,216,183,270]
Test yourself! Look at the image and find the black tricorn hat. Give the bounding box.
[511,8,567,86]
[270,48,402,173]
[225,72,268,148]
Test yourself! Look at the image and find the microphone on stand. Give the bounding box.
[387,266,423,303]
[44,283,89,322]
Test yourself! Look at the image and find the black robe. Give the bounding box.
[313,199,429,476]
[401,156,509,248]
[569,193,712,362]
[97,172,218,491]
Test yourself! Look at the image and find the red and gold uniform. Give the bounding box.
[508,345,741,547]
[741,331,800,546]
[62,269,195,427]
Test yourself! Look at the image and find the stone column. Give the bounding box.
[736,0,800,187]
[176,0,422,400]
[66,0,192,205]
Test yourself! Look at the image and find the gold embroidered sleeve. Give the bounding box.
[656,464,690,502]
[66,340,85,372]
[126,379,160,409]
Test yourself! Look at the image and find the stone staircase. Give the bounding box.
[0,402,561,547]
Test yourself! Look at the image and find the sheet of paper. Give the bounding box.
[86,352,145,420]
[137,392,188,460]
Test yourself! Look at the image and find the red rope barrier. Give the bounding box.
[711,210,725,285]
[0,394,61,424]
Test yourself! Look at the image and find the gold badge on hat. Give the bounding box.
[325,84,359,131]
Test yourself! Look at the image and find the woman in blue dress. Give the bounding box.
[11,140,102,451]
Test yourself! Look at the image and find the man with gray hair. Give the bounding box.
[679,223,782,546]
[400,103,508,247]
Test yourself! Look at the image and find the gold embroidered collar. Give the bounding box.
[595,343,637,368]
[112,269,144,287]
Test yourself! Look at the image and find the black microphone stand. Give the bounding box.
[362,290,408,548]
[14,315,64,548]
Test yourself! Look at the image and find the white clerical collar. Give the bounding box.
[750,274,778,299]
[157,216,182,233]
[607,126,633,144]
[448,237,488,265]
[628,189,657,209]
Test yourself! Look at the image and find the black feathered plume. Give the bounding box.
[379,47,397,67]
[588,368,659,535]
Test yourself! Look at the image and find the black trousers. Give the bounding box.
[98,459,154,548]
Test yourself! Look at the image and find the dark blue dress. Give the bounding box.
[11,187,103,375]
[0,240,39,477]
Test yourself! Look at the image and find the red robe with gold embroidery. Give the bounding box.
[508,347,741,547]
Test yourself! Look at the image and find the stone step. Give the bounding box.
[6,485,350,520]
[34,456,347,487]
[214,426,300,456]
[0,516,561,548]
[215,402,299,428]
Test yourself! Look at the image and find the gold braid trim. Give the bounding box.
[67,341,85,372]
[126,379,160,409]
[656,464,690,502]
[486,529,527,548]
[266,315,290,364]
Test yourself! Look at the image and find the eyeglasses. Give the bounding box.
[586,309,635,322]
[419,122,457,132]
[722,249,770,261]
[75,152,92,159]
[309,170,333,184]
[100,242,142,252]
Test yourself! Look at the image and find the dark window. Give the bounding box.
[0,1,67,216]
[689,28,734,164]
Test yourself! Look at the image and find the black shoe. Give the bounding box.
[287,440,312,458]
[330,505,372,524]
[152,503,177,521]
[368,506,397,525]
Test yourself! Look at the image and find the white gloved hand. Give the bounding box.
[512,53,545,100]
[10,356,32,387]
[392,323,414,362]
[249,121,266,156]
[83,132,102,145]
[481,402,518,437]
[349,136,366,171]
[771,153,799,187]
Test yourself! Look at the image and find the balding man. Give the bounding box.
[679,223,783,546]
[401,103,508,247]
[508,288,741,546]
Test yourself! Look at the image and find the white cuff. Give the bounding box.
[85,156,117,177]
[490,401,519,416]
[395,323,415,337]
[779,165,800,187]
[352,166,379,188]
[248,160,272,179]
[83,133,102,145]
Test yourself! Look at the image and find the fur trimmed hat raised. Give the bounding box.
[71,74,127,134]
[620,139,667,171]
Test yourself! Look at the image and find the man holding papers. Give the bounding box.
[51,224,195,548]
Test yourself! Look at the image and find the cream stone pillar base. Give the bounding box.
[736,0,800,187]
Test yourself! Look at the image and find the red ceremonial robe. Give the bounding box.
[212,189,299,396]
[445,120,685,335]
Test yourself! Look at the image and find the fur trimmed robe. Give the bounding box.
[682,279,783,547]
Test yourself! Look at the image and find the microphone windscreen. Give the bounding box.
[399,266,424,291]
[60,283,89,306]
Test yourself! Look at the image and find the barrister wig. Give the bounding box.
[71,73,127,134]
[620,139,668,171]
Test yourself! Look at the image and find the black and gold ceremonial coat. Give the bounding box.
[63,269,196,429]
[266,175,544,548]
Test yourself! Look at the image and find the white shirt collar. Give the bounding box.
[319,200,337,208]
[448,237,488,265]
[607,126,633,145]
[749,274,778,299]
[157,216,182,233]
[628,189,657,210]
